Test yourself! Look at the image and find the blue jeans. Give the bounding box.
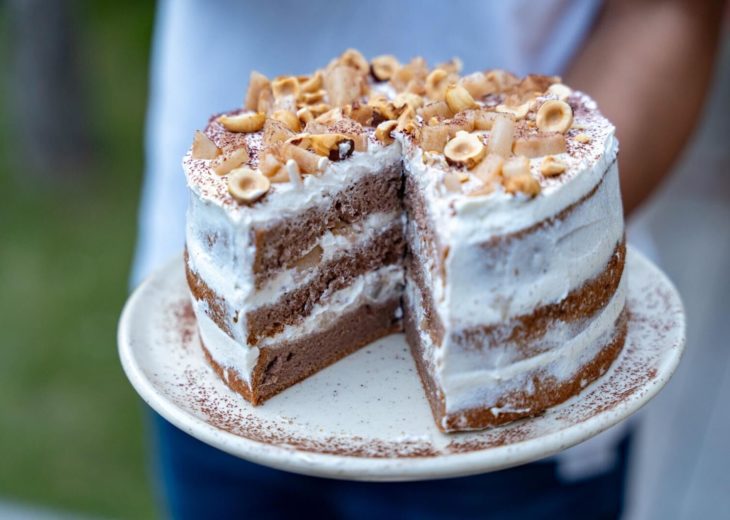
[150,411,630,519]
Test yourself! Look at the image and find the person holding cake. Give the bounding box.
[132,0,726,518]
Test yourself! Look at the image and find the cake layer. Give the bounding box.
[245,221,405,345]
[201,296,401,405]
[404,242,627,419]
[455,240,625,355]
[249,211,401,308]
[406,238,625,362]
[407,306,628,432]
[195,263,404,390]
[256,265,404,348]
[251,162,403,286]
[404,281,628,432]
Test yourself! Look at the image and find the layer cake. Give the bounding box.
[183,50,625,432]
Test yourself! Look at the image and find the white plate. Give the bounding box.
[118,248,685,481]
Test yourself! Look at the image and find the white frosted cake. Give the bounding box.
[183,50,626,432]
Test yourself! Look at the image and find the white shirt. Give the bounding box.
[133,0,625,480]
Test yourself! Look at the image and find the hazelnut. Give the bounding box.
[487,115,515,158]
[307,103,332,117]
[445,84,477,114]
[244,71,270,111]
[300,90,325,105]
[271,76,300,100]
[280,142,325,174]
[227,167,270,203]
[350,133,368,152]
[218,112,266,133]
[503,173,541,197]
[270,109,301,132]
[496,101,533,120]
[390,57,428,92]
[375,120,398,144]
[418,100,452,121]
[425,69,450,100]
[513,133,566,158]
[540,156,567,177]
[314,107,344,125]
[459,72,493,99]
[263,118,295,147]
[307,134,355,161]
[211,147,249,176]
[325,65,362,107]
[259,153,287,182]
[296,107,314,124]
[468,183,496,197]
[547,83,572,100]
[395,106,417,134]
[405,77,426,96]
[393,92,424,111]
[420,124,450,153]
[517,74,560,97]
[268,168,290,184]
[299,71,324,93]
[536,100,573,134]
[502,155,530,178]
[575,133,592,144]
[369,98,403,121]
[444,131,486,169]
[436,57,463,75]
[339,48,369,76]
[502,155,540,196]
[191,130,220,160]
[484,69,519,93]
[257,88,274,114]
[472,109,498,130]
[347,103,374,126]
[370,55,400,81]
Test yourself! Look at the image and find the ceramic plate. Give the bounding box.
[118,248,685,481]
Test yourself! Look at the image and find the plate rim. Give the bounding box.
[118,247,685,481]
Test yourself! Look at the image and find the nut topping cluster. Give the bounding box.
[189,49,582,204]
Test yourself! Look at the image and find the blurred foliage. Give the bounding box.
[0,1,157,517]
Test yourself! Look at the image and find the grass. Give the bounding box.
[0,2,157,518]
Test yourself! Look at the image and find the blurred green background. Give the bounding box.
[0,1,157,517]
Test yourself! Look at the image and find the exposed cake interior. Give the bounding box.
[183,50,626,431]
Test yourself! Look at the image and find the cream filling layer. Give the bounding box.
[403,159,623,329]
[195,299,260,386]
[196,265,403,383]
[406,268,627,417]
[258,264,403,348]
[247,211,402,308]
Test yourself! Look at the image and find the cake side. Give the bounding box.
[184,129,406,403]
[398,92,625,431]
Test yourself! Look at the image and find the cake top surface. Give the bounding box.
[183,49,616,223]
